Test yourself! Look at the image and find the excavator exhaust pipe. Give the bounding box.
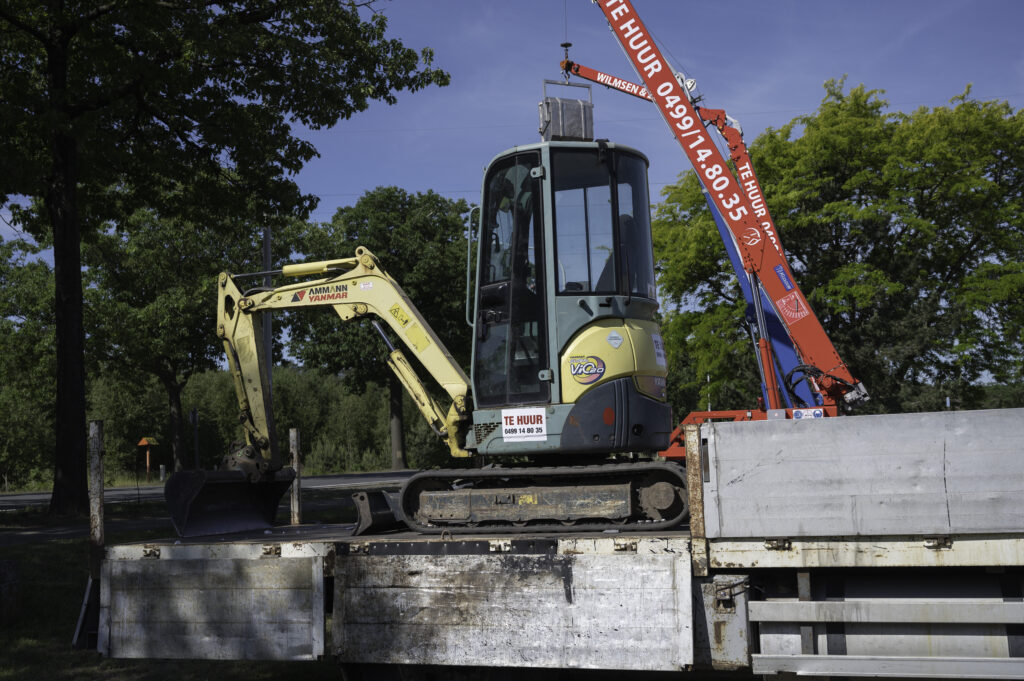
[165,468,296,537]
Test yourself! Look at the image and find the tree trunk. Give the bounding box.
[388,373,407,470]
[160,373,187,472]
[48,129,88,516]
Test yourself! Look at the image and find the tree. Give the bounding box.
[653,81,1024,416]
[0,238,55,489]
[290,187,470,469]
[0,2,449,514]
[86,372,166,479]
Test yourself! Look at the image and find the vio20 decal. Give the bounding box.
[569,355,606,385]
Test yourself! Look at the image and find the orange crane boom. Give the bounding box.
[591,1,866,406]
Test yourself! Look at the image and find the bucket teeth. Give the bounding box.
[352,490,404,536]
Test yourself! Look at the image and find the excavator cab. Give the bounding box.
[401,138,684,532]
[467,140,672,457]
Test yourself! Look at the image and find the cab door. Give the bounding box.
[473,151,550,408]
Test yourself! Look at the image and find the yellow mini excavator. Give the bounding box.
[166,134,688,536]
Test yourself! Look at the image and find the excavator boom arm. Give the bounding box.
[217,246,472,478]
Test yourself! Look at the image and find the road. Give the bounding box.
[0,470,416,546]
[0,470,416,513]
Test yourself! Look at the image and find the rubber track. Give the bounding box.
[399,461,688,535]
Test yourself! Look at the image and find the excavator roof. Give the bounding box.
[484,139,649,169]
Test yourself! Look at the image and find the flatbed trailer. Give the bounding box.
[97,408,1024,678]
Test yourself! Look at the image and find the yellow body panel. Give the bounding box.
[559,319,668,404]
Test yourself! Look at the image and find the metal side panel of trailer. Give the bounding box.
[701,407,1024,541]
[689,408,1024,679]
[99,537,334,660]
[333,535,694,671]
[747,567,1024,679]
[99,531,695,671]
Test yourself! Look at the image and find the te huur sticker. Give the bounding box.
[501,407,547,442]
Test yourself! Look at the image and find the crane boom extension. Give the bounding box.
[581,0,867,411]
[561,58,810,409]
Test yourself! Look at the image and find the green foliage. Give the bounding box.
[0,0,450,509]
[0,1,451,227]
[86,374,165,479]
[270,368,383,474]
[654,80,1024,415]
[83,204,300,471]
[80,366,431,483]
[288,187,471,469]
[0,239,54,488]
[180,370,241,470]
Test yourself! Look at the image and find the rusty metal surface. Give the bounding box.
[333,535,692,670]
[401,461,688,533]
[683,424,709,577]
[683,424,705,539]
[417,483,632,524]
[692,575,751,670]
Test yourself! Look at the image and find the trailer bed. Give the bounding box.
[97,409,1024,677]
[100,526,697,670]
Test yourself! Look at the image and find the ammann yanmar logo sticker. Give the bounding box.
[569,355,606,385]
[292,284,347,303]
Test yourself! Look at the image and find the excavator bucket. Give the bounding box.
[351,490,405,536]
[164,469,296,537]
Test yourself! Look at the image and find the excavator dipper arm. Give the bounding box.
[166,247,472,537]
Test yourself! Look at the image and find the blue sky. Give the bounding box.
[295,0,1024,223]
[3,0,1023,239]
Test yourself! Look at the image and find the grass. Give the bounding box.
[0,500,165,531]
[0,492,358,680]
[2,469,166,495]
